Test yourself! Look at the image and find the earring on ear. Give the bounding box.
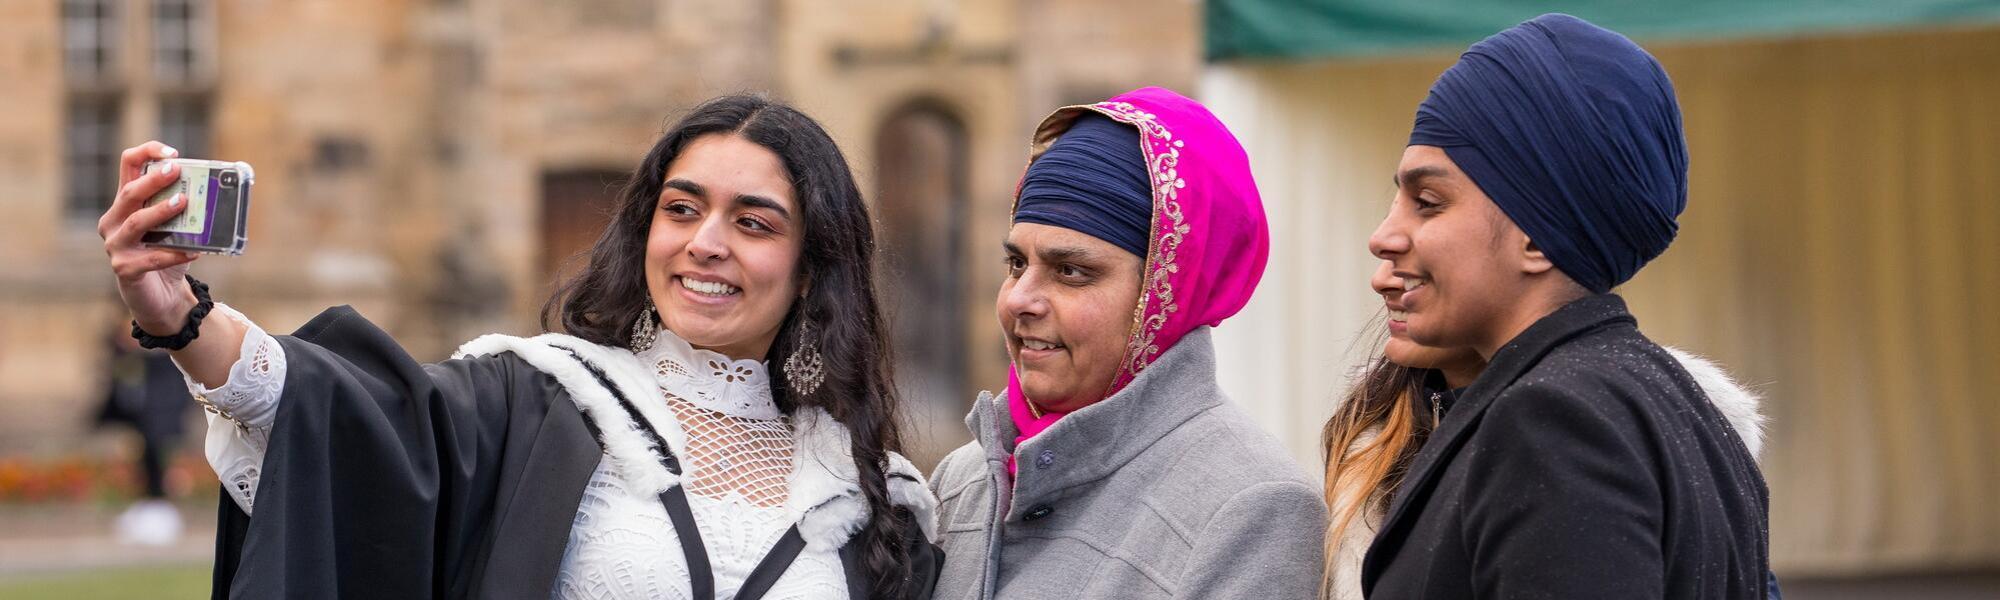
[629,297,660,353]
[783,318,825,398]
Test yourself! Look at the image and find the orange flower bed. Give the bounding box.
[0,452,217,504]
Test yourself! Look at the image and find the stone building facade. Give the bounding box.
[0,0,1198,463]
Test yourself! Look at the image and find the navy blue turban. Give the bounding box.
[1409,13,1688,293]
[1015,114,1152,257]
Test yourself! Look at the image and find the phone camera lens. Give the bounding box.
[219,171,239,187]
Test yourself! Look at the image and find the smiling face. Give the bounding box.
[1368,145,1550,357]
[1372,258,1487,386]
[644,133,805,360]
[996,223,1144,413]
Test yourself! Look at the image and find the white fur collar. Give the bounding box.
[453,333,938,548]
[1665,346,1767,458]
[456,333,682,497]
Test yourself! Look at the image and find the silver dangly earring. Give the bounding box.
[629,297,659,353]
[783,319,825,397]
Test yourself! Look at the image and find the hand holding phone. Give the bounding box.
[99,142,219,339]
[139,158,253,256]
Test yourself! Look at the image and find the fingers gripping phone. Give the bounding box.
[141,158,253,255]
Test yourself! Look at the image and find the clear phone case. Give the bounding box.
[141,158,253,255]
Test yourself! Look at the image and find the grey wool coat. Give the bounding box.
[927,328,1327,599]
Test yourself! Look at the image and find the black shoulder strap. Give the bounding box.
[734,527,808,599]
[659,485,718,599]
[557,346,805,600]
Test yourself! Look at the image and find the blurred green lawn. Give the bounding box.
[0,565,209,600]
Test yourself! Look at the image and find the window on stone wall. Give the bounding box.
[62,0,123,221]
[159,93,212,159]
[65,95,124,220]
[64,0,218,223]
[62,0,120,82]
[152,0,210,83]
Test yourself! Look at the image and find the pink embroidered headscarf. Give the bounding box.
[1006,87,1270,468]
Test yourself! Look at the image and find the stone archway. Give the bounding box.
[873,102,971,411]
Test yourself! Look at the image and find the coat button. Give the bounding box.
[1024,505,1054,521]
[1035,450,1055,470]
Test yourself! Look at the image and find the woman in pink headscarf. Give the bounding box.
[926,87,1325,599]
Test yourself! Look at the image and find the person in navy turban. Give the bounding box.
[1362,14,1772,600]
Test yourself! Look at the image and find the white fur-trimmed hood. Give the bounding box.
[454,333,938,549]
[1665,346,1766,458]
[457,333,682,497]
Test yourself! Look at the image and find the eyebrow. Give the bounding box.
[1004,239,1104,263]
[664,178,705,197]
[1039,245,1100,264]
[664,177,792,221]
[1394,166,1450,190]
[733,194,791,220]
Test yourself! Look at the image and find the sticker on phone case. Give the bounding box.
[147,163,212,235]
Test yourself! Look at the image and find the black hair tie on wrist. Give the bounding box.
[131,275,213,351]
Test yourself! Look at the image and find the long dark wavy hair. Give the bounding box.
[541,94,915,596]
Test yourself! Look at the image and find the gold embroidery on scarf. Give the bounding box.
[1081,101,1189,385]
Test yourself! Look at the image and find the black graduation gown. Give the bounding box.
[208,305,610,599]
[1361,294,1770,599]
[209,306,939,599]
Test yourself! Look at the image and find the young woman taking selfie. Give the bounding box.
[97,95,942,600]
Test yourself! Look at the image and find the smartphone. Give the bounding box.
[140,158,253,255]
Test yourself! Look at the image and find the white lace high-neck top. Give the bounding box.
[186,306,911,599]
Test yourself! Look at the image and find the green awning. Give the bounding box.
[1208,0,2000,61]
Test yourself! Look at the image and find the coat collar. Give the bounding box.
[965,327,1226,521]
[1361,293,1635,589]
[454,333,936,551]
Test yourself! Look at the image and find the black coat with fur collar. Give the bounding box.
[208,306,938,599]
[1361,294,1769,599]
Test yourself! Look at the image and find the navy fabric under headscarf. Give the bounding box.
[1409,13,1688,293]
[1014,114,1152,257]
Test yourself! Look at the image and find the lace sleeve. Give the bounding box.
[180,303,286,514]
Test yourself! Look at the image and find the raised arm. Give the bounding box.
[98,141,244,388]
